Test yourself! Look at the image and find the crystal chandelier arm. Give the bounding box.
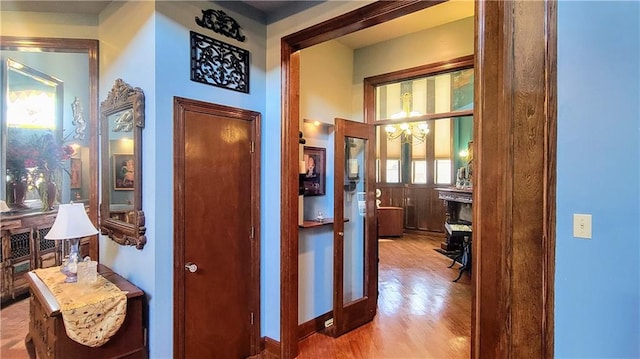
[385,125,404,141]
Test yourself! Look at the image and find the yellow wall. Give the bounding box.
[1,11,98,38]
[300,40,354,124]
[350,16,475,122]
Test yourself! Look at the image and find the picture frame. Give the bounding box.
[70,158,82,189]
[113,153,135,191]
[303,146,326,196]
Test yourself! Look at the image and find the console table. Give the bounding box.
[25,264,146,359]
[1,209,92,303]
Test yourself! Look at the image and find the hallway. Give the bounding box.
[0,233,471,359]
[297,232,471,358]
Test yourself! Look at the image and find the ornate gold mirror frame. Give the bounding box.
[99,79,146,249]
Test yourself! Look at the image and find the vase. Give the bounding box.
[11,180,26,207]
[40,181,57,211]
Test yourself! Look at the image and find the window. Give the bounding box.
[376,116,473,186]
[374,68,474,121]
[412,160,427,184]
[369,57,473,186]
[386,160,400,183]
[434,159,452,184]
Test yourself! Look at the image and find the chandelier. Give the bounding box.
[384,122,430,144]
[383,92,430,144]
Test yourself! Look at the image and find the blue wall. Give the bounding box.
[556,1,640,357]
[97,0,159,354]
[299,128,335,323]
[154,2,268,355]
[98,1,268,356]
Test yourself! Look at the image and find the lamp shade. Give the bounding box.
[45,203,98,240]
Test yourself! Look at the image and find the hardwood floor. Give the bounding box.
[297,232,471,358]
[1,295,30,359]
[0,232,470,359]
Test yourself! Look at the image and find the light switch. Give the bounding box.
[573,214,592,239]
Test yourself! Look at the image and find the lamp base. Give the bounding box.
[61,269,78,283]
[61,238,80,283]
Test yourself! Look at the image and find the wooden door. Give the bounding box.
[331,118,377,337]
[173,97,260,359]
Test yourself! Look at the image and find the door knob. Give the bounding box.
[184,262,198,273]
[338,232,344,236]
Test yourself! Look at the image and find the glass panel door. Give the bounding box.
[343,136,366,304]
[332,118,376,337]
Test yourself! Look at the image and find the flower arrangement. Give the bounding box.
[6,130,74,209]
[7,131,74,180]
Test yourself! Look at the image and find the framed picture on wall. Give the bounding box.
[113,153,134,191]
[303,146,326,196]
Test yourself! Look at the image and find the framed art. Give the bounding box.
[303,146,326,196]
[70,158,82,189]
[113,153,134,190]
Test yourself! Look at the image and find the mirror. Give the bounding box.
[1,37,97,219]
[99,79,146,249]
[3,59,64,210]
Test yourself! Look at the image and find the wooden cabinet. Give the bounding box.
[0,210,90,303]
[26,264,146,359]
[1,211,59,302]
[377,185,447,233]
[377,207,404,237]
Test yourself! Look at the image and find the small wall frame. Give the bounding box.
[302,146,326,196]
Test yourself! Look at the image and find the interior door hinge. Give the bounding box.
[250,226,255,240]
[250,312,254,325]
[250,141,255,153]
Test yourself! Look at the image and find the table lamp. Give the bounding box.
[45,203,98,283]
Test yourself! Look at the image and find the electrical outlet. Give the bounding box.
[573,214,592,239]
[324,318,334,328]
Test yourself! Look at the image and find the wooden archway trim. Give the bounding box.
[473,1,556,358]
[281,1,557,358]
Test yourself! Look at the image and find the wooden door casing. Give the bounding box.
[173,97,261,359]
[281,1,556,358]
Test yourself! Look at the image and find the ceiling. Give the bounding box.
[231,0,474,49]
[336,1,474,50]
[0,1,474,50]
[0,0,312,16]
[241,0,318,16]
[0,1,112,14]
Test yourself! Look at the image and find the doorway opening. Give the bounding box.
[281,2,556,358]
